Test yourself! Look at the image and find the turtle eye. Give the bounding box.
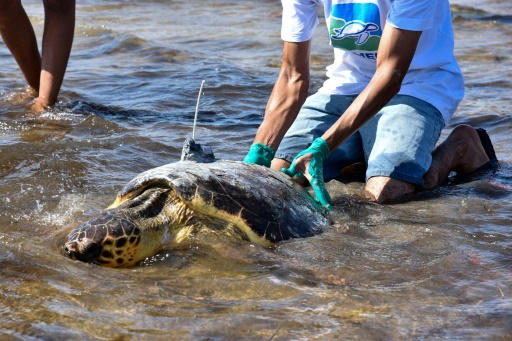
[79,242,103,262]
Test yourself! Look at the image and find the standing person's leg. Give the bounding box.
[34,0,75,109]
[0,0,41,94]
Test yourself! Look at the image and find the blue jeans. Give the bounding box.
[275,93,445,187]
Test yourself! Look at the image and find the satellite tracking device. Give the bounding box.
[180,80,216,163]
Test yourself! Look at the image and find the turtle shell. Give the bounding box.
[115,160,327,244]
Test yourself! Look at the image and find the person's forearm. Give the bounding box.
[253,40,311,151]
[253,70,309,151]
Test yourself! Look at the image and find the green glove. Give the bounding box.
[282,138,332,211]
[243,143,275,168]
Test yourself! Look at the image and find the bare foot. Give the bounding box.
[424,125,490,189]
[30,97,50,112]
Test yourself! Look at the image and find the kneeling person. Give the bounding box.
[244,0,498,209]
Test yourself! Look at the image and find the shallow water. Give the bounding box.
[1,1,511,339]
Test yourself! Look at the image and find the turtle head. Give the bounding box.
[64,212,143,267]
[64,185,174,267]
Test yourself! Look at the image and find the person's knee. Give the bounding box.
[43,0,75,13]
[364,176,416,203]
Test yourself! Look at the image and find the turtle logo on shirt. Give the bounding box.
[331,20,379,45]
[329,3,382,58]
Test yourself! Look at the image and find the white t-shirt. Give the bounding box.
[281,0,464,124]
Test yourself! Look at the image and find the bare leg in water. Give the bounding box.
[0,0,75,110]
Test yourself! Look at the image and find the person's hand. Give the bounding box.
[243,143,275,167]
[282,138,332,211]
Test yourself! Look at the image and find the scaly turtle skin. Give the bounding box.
[64,160,328,267]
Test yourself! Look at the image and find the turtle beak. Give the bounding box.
[64,239,103,263]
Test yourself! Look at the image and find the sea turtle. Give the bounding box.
[63,158,328,267]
